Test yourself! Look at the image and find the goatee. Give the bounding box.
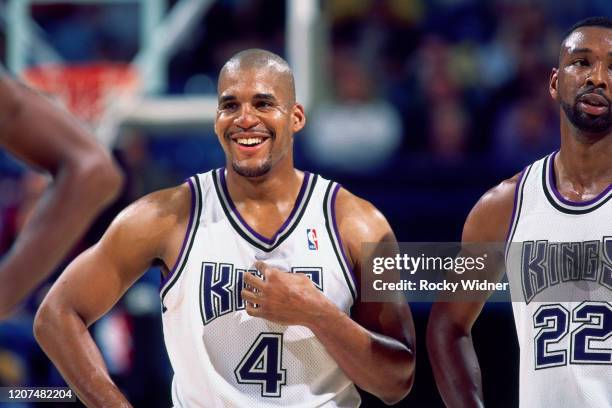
[232,161,272,178]
[561,88,612,134]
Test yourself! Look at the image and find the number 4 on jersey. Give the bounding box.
[235,333,287,397]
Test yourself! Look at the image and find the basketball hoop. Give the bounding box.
[22,63,140,129]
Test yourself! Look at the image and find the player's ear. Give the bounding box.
[549,67,559,102]
[214,107,222,138]
[291,103,306,133]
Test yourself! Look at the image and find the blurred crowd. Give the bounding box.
[0,0,611,406]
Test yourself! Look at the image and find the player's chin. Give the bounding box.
[232,160,272,178]
[576,113,612,133]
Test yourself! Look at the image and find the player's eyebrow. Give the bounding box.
[218,95,237,104]
[253,93,277,102]
[568,47,591,55]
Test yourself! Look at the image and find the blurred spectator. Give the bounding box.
[414,36,471,161]
[493,92,558,166]
[0,349,25,387]
[305,50,402,174]
[429,101,469,162]
[119,131,178,198]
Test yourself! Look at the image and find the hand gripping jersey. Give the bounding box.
[160,169,361,408]
[506,152,612,408]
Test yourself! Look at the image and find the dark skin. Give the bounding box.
[34,59,415,407]
[0,74,122,319]
[427,26,612,407]
[214,62,306,237]
[552,26,612,197]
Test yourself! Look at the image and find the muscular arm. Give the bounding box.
[313,189,415,404]
[33,185,190,407]
[427,175,519,408]
[0,75,123,318]
[244,188,415,404]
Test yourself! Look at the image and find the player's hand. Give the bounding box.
[241,261,332,327]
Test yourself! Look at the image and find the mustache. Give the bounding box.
[575,86,611,105]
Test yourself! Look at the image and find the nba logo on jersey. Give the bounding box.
[307,229,318,250]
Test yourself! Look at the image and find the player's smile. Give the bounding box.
[229,130,273,154]
[215,63,305,178]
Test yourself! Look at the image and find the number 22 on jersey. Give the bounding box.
[533,302,612,369]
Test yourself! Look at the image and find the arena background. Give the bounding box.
[0,0,610,406]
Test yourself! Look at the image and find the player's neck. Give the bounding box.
[557,127,612,194]
[224,160,303,205]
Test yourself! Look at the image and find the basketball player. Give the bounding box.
[34,49,416,407]
[0,71,122,318]
[427,17,612,407]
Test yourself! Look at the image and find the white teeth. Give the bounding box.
[236,137,263,146]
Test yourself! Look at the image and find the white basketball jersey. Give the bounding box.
[506,152,612,407]
[160,169,361,408]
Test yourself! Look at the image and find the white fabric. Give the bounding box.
[161,169,360,408]
[506,153,612,408]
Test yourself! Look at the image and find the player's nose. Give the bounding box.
[586,60,608,90]
[235,105,260,129]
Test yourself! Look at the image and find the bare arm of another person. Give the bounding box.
[33,184,190,407]
[426,174,519,408]
[0,74,123,317]
[243,188,416,404]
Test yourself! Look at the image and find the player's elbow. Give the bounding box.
[76,152,124,205]
[33,296,62,348]
[33,300,52,345]
[392,353,416,404]
[380,393,408,406]
[403,351,416,395]
[378,375,414,406]
[373,347,415,405]
[384,379,415,405]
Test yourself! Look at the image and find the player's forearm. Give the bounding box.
[308,303,414,405]
[34,299,131,408]
[0,158,121,317]
[427,321,484,408]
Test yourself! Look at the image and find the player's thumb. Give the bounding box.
[254,261,269,276]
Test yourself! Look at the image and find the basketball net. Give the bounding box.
[22,63,140,146]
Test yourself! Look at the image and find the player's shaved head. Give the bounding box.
[219,49,296,105]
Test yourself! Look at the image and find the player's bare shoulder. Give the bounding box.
[464,172,522,242]
[334,187,395,267]
[115,182,190,229]
[105,182,192,262]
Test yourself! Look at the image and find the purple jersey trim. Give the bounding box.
[331,183,358,290]
[160,178,196,291]
[505,166,527,243]
[219,167,310,244]
[548,150,612,207]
